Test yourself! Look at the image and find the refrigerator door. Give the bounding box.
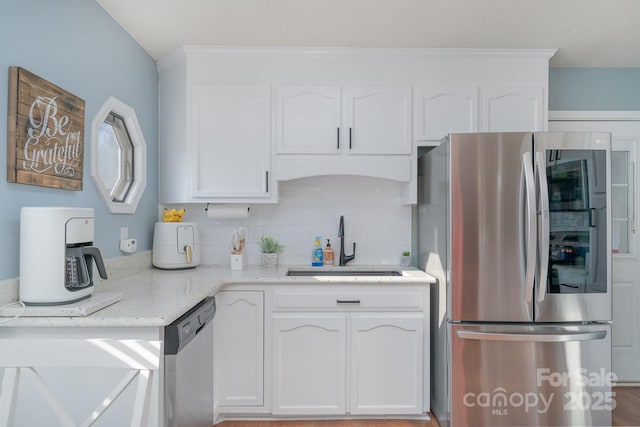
[533,132,611,322]
[449,133,535,322]
[450,323,613,427]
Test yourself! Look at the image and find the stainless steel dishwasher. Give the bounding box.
[164,296,216,427]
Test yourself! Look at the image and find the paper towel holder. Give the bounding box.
[204,203,250,216]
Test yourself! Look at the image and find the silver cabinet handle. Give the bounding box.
[457,330,607,343]
[535,151,550,302]
[522,152,537,303]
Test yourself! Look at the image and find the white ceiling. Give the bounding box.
[97,0,640,67]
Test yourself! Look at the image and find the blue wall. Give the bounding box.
[550,67,640,111]
[0,0,158,280]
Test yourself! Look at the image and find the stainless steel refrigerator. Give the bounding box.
[417,132,613,427]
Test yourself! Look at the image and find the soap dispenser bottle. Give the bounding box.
[312,236,324,267]
[323,239,334,266]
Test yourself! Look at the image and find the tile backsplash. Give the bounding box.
[168,176,413,267]
[1,177,411,304]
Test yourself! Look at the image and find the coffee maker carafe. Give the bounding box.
[20,207,108,305]
[65,245,107,290]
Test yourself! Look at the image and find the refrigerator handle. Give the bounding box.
[522,152,537,303]
[535,151,550,302]
[457,330,607,343]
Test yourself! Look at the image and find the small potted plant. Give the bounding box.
[401,251,411,267]
[260,236,283,267]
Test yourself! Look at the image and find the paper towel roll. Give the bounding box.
[205,204,250,219]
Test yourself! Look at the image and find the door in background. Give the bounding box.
[549,112,640,382]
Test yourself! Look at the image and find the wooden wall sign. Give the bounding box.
[6,66,85,190]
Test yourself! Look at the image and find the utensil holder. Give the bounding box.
[231,253,245,270]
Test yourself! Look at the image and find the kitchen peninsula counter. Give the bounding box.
[0,265,435,327]
[0,265,435,425]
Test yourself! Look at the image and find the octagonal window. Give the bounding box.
[91,97,147,214]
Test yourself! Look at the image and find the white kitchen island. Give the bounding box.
[0,265,434,426]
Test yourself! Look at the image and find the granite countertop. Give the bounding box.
[0,265,435,328]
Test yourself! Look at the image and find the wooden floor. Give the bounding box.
[217,386,640,427]
[218,421,439,427]
[613,386,640,426]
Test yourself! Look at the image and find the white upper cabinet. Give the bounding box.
[158,49,276,203]
[414,86,479,145]
[158,47,554,203]
[191,84,271,199]
[482,86,545,132]
[274,83,413,187]
[415,85,545,145]
[275,85,411,155]
[345,85,412,155]
[276,86,341,154]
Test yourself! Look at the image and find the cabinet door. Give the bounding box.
[213,291,264,408]
[191,85,271,198]
[272,314,346,415]
[414,86,479,144]
[482,86,544,132]
[350,314,424,415]
[345,86,412,155]
[276,86,341,154]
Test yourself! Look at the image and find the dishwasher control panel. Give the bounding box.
[164,296,216,355]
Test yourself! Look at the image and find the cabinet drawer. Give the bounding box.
[273,289,423,311]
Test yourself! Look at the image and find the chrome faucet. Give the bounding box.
[338,215,356,266]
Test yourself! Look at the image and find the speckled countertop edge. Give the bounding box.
[0,264,435,328]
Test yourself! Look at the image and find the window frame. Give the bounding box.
[91,97,147,214]
[611,139,636,258]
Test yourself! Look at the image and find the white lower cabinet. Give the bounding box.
[272,314,347,415]
[213,290,265,414]
[350,314,424,415]
[213,285,429,421]
[271,286,427,417]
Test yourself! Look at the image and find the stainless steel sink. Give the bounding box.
[286,269,402,277]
